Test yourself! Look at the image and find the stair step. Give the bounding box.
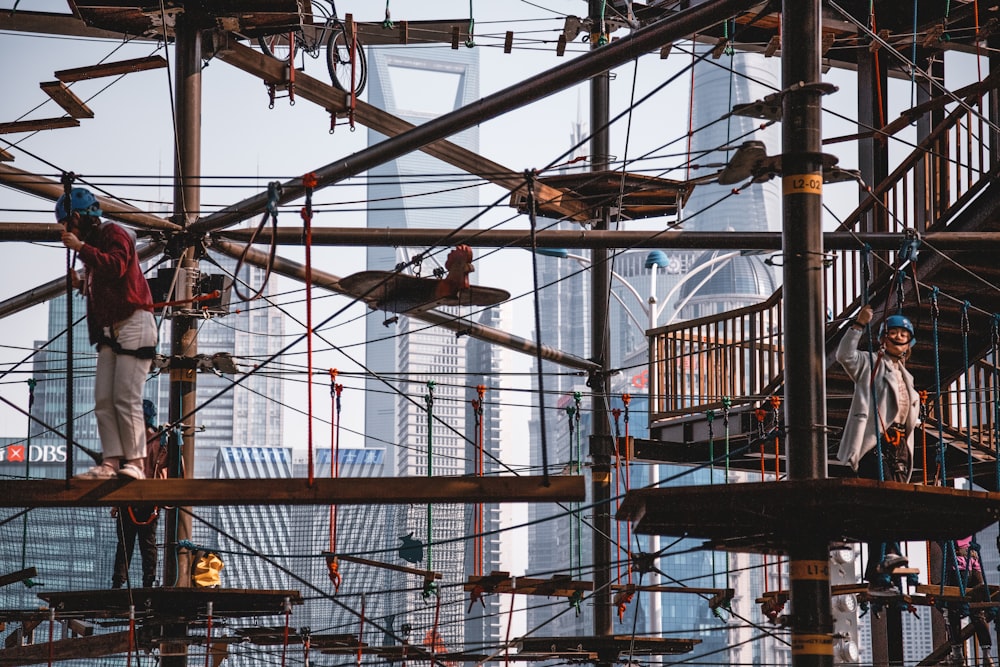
[39,81,93,119]
[0,118,79,134]
[54,55,167,83]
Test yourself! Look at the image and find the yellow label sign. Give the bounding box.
[789,560,829,579]
[791,634,834,655]
[783,173,823,195]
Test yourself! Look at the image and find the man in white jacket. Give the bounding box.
[837,304,920,597]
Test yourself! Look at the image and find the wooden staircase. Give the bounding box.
[648,77,1000,488]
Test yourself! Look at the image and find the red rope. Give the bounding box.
[612,406,623,583]
[329,369,342,554]
[356,594,365,666]
[302,173,318,485]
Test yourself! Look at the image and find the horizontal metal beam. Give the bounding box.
[211,239,599,372]
[0,475,585,507]
[192,0,759,235]
[212,227,1000,251]
[0,163,181,231]
[0,241,163,319]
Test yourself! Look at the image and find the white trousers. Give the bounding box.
[94,309,157,461]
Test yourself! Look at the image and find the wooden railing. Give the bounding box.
[649,82,996,422]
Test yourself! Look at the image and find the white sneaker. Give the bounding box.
[118,463,145,480]
[75,464,118,479]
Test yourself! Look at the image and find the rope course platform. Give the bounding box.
[510,171,690,222]
[464,571,593,598]
[616,479,1000,553]
[0,475,584,508]
[514,636,700,661]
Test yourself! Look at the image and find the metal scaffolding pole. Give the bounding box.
[782,1,833,666]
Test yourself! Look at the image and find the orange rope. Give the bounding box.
[356,594,365,666]
[302,172,317,485]
[329,369,342,553]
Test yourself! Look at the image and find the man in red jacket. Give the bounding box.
[57,187,158,480]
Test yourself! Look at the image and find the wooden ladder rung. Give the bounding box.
[0,118,79,134]
[40,81,94,118]
[55,55,167,82]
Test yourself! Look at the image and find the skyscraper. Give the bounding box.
[362,44,502,654]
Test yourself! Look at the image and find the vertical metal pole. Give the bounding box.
[588,0,614,647]
[162,14,201,667]
[781,1,832,666]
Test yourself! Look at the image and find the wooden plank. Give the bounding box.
[0,118,79,134]
[0,568,37,588]
[39,81,94,118]
[0,147,13,162]
[464,573,593,597]
[55,55,167,82]
[336,554,442,579]
[0,475,585,508]
[0,630,131,665]
[0,10,138,41]
[210,37,591,222]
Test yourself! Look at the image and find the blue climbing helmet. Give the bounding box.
[55,187,102,222]
[880,313,916,347]
[142,399,157,428]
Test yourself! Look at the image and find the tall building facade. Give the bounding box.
[362,44,502,655]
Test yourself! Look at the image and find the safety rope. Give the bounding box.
[281,596,292,667]
[932,288,948,484]
[302,173,317,485]
[769,395,782,478]
[60,171,75,483]
[860,246,888,485]
[127,605,135,667]
[465,0,476,47]
[204,600,213,667]
[472,384,485,577]
[525,170,550,483]
[47,607,54,667]
[573,392,583,575]
[328,369,343,592]
[231,181,281,302]
[722,397,731,481]
[612,405,624,584]
[993,315,1000,490]
[962,302,974,482]
[622,393,632,585]
[425,381,435,573]
[566,400,578,577]
[357,593,366,666]
[504,595,514,667]
[20,379,36,576]
[430,590,443,661]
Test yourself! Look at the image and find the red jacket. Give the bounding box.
[77,222,153,346]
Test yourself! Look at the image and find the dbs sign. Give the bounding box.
[631,370,649,389]
[1,444,66,463]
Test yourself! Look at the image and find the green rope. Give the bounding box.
[465,0,475,47]
[598,0,608,45]
[573,391,583,575]
[425,381,435,572]
[382,0,393,29]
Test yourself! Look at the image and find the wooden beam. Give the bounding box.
[0,630,131,665]
[0,568,36,588]
[39,81,94,118]
[54,55,168,82]
[210,36,591,222]
[0,118,79,135]
[335,554,442,579]
[0,147,13,162]
[0,10,139,41]
[0,475,585,508]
